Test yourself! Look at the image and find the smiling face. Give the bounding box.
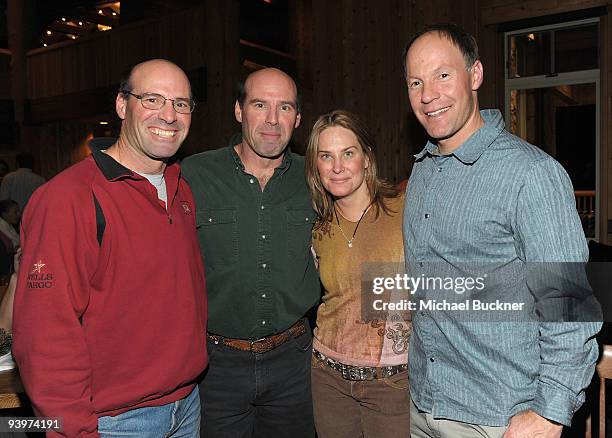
[115,60,192,165]
[235,68,301,160]
[316,126,370,203]
[405,32,484,153]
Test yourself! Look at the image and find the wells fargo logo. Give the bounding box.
[27,260,54,289]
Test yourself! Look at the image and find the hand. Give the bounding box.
[503,410,562,438]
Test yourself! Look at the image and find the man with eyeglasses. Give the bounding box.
[13,59,208,437]
[182,68,319,437]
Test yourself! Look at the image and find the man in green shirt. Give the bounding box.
[182,68,320,437]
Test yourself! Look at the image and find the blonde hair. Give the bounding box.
[305,109,400,226]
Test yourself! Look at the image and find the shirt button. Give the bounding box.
[261,293,266,298]
[430,357,435,362]
[262,263,267,268]
[261,320,266,325]
[437,167,442,172]
[424,213,430,219]
[419,262,424,268]
[208,218,213,222]
[262,235,266,239]
[420,311,426,316]
[261,205,265,210]
[305,217,309,221]
[249,178,255,184]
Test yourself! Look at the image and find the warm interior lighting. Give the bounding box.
[46,30,52,35]
[61,17,66,22]
[112,12,117,16]
[78,21,83,26]
[98,9,104,15]
[69,35,77,39]
[97,24,112,31]
[527,33,535,41]
[99,121,109,125]
[43,43,48,47]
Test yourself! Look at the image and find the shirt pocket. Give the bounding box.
[196,208,239,269]
[286,208,316,260]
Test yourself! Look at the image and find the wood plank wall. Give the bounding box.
[481,0,610,25]
[22,0,240,176]
[298,0,482,184]
[22,0,486,183]
[0,51,11,100]
[19,0,612,242]
[600,10,611,242]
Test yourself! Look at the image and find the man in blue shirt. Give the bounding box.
[403,24,601,438]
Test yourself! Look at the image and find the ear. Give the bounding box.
[294,112,301,129]
[471,60,484,91]
[234,100,243,123]
[364,153,370,169]
[116,93,127,120]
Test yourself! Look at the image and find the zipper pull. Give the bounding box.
[168,214,173,224]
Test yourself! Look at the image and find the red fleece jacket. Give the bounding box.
[13,150,207,437]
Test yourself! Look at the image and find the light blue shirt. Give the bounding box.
[403,109,601,426]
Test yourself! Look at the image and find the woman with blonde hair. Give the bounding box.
[305,109,410,437]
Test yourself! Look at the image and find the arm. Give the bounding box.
[0,249,20,333]
[511,158,601,430]
[12,187,100,437]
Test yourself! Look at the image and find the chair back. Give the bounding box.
[597,345,612,438]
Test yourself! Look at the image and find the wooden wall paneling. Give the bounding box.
[481,0,610,25]
[24,1,241,174]
[478,24,500,111]
[603,10,611,242]
[181,0,241,158]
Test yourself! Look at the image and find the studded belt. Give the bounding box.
[313,349,408,381]
[207,319,307,354]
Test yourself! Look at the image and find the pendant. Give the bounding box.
[348,241,353,248]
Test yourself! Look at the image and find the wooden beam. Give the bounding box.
[481,0,610,25]
[81,11,119,28]
[26,86,118,124]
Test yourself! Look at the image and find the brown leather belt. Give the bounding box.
[207,319,307,354]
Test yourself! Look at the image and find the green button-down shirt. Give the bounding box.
[182,144,320,339]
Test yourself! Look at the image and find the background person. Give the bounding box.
[305,109,410,438]
[0,199,20,249]
[0,199,20,278]
[0,152,45,211]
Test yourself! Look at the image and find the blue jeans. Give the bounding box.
[199,327,315,438]
[98,386,200,437]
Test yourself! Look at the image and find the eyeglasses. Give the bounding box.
[124,92,195,114]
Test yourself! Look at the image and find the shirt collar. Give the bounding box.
[414,109,505,164]
[92,148,134,180]
[91,148,180,183]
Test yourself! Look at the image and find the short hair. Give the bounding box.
[0,199,18,216]
[118,59,193,101]
[403,23,479,76]
[16,152,34,169]
[305,109,399,225]
[235,74,302,114]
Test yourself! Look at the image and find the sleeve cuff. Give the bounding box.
[532,381,583,426]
